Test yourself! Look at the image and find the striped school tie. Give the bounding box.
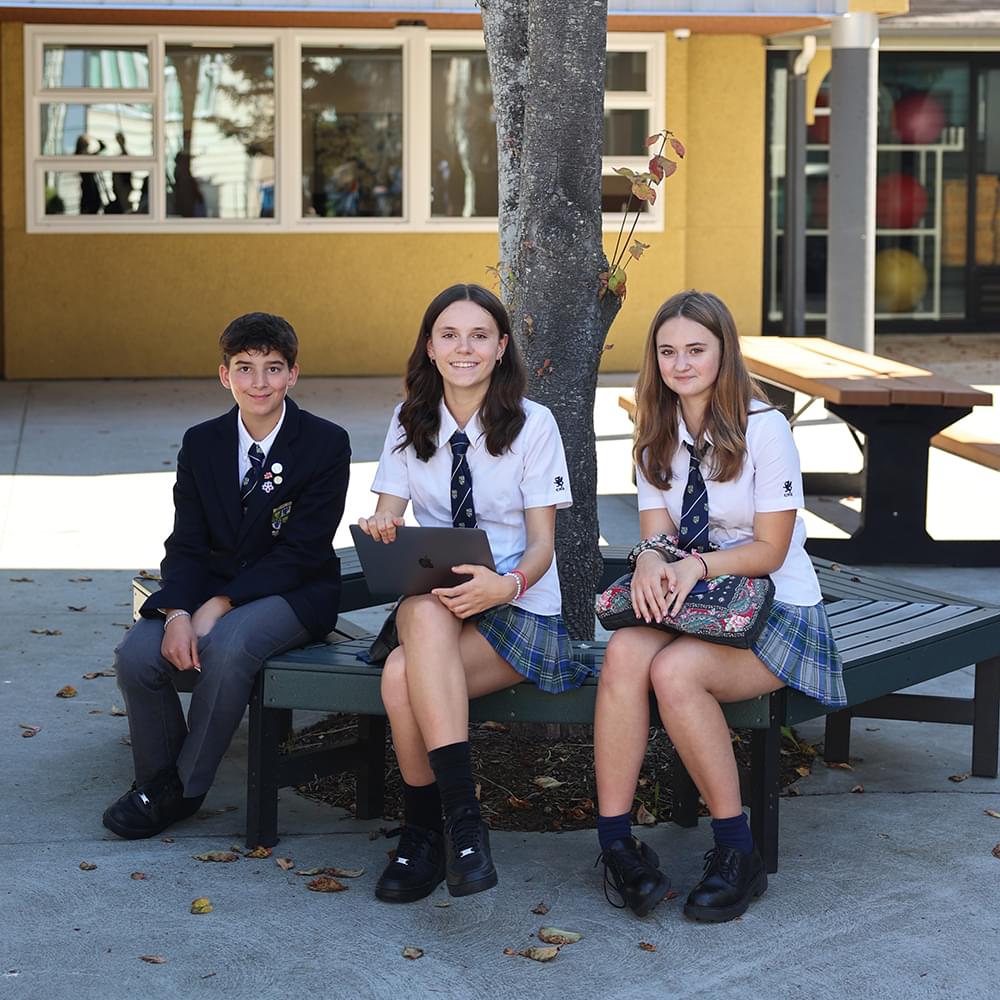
[449,431,477,528]
[240,443,265,512]
[679,443,710,553]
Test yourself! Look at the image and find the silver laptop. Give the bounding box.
[349,524,496,599]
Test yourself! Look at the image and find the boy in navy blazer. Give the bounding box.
[103,312,350,839]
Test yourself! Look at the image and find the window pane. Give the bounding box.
[603,109,649,155]
[164,45,274,219]
[606,52,646,92]
[42,44,150,89]
[431,50,498,218]
[44,169,150,215]
[301,47,403,218]
[602,174,649,214]
[40,103,153,157]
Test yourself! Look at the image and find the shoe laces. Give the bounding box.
[701,846,740,884]
[595,840,648,910]
[387,825,436,866]
[450,813,484,858]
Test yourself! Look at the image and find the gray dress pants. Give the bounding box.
[114,596,310,797]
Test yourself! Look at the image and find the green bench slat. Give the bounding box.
[834,604,980,653]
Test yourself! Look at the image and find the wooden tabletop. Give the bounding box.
[738,337,991,408]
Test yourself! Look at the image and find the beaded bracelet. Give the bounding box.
[163,610,191,628]
[504,571,524,602]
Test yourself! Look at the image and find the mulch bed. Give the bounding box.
[292,715,819,832]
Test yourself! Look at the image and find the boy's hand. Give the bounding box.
[161,614,200,672]
[358,513,404,544]
[432,565,514,619]
[191,596,233,638]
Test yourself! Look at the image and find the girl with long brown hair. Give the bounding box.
[594,289,844,922]
[359,283,588,904]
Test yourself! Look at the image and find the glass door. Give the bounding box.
[971,64,1000,321]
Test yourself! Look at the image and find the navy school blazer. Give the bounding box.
[140,396,351,639]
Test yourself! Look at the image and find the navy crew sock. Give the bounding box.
[427,741,479,822]
[711,812,753,854]
[597,812,633,852]
[402,780,444,834]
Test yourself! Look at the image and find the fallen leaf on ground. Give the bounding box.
[530,902,549,915]
[34,629,63,636]
[985,809,1000,819]
[69,577,93,583]
[795,765,811,778]
[323,866,364,879]
[506,946,559,963]
[949,772,971,783]
[993,843,1000,861]
[131,872,147,880]
[507,795,532,811]
[878,832,890,839]
[119,735,131,746]
[275,858,294,871]
[79,861,97,871]
[401,947,423,960]
[434,901,450,908]
[110,704,127,717]
[294,868,324,876]
[139,955,166,964]
[18,724,40,738]
[190,897,213,914]
[537,927,582,945]
[161,838,174,844]
[864,726,880,732]
[824,761,853,771]
[851,784,865,794]
[245,846,272,859]
[784,786,801,797]
[10,577,34,582]
[56,686,77,698]
[636,803,657,826]
[639,942,657,953]
[480,721,508,733]
[67,606,87,612]
[533,776,563,791]
[665,890,679,901]
[307,876,347,893]
[228,845,244,854]
[82,669,116,680]
[89,709,103,715]
[192,852,239,863]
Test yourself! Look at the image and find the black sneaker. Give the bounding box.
[444,807,497,898]
[598,837,671,917]
[375,825,446,903]
[102,769,205,840]
[683,845,767,923]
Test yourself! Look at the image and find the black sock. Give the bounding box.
[402,780,443,833]
[711,813,753,853]
[597,812,633,852]
[427,741,479,822]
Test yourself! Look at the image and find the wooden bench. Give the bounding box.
[234,555,1000,875]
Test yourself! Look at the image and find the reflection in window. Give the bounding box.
[301,47,402,218]
[603,109,649,156]
[44,169,150,215]
[164,45,274,219]
[42,44,150,89]
[606,51,646,92]
[40,104,153,157]
[431,50,497,218]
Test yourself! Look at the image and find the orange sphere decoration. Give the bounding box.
[875,248,928,313]
[876,173,929,230]
[892,92,946,145]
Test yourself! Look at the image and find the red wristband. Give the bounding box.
[689,553,709,580]
[511,569,528,594]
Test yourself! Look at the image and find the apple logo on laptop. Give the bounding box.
[418,556,434,569]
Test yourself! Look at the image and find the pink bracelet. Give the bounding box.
[510,569,527,595]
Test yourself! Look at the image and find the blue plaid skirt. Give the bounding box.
[752,600,846,708]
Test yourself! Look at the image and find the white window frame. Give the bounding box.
[25,24,665,234]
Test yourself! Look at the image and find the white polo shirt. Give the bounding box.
[636,400,821,606]
[371,398,572,616]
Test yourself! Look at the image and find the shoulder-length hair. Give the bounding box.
[397,284,527,461]
[633,289,770,488]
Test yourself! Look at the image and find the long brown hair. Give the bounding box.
[397,284,527,461]
[633,289,770,488]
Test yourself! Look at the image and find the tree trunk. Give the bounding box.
[483,0,621,640]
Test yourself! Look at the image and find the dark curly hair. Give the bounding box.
[219,312,298,368]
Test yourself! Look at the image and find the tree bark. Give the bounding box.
[483,0,621,639]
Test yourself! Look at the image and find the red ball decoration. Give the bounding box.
[892,92,946,145]
[876,172,929,230]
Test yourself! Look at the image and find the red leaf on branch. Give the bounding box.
[669,137,686,158]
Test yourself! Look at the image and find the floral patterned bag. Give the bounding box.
[595,536,775,649]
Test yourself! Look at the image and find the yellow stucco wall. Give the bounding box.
[2,25,766,378]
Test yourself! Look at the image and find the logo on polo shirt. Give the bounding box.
[783,480,793,497]
[554,476,565,491]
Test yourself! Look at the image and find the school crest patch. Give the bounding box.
[271,501,293,536]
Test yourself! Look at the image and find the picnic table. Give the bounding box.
[621,337,996,566]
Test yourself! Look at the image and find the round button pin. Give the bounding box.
[274,476,283,484]
[271,463,283,474]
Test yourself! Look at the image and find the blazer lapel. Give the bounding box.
[211,407,242,539]
[237,398,301,543]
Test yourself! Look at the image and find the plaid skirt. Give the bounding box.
[752,600,846,708]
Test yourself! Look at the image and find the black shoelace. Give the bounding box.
[387,825,436,864]
[595,842,648,909]
[700,846,740,884]
[451,813,484,857]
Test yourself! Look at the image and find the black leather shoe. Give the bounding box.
[444,808,497,897]
[102,769,205,840]
[375,825,446,903]
[598,837,671,917]
[683,845,767,923]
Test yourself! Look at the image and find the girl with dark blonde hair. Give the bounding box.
[594,289,844,922]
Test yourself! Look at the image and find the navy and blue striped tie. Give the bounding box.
[679,443,709,553]
[240,443,265,512]
[449,431,477,528]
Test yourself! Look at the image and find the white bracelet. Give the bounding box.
[163,610,191,628]
[504,571,523,602]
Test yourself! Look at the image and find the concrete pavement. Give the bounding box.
[2,369,1000,999]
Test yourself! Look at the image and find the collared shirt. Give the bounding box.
[371,398,572,616]
[636,399,821,605]
[237,403,285,486]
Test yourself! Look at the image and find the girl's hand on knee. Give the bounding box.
[631,550,674,624]
[359,513,404,543]
[432,564,506,619]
